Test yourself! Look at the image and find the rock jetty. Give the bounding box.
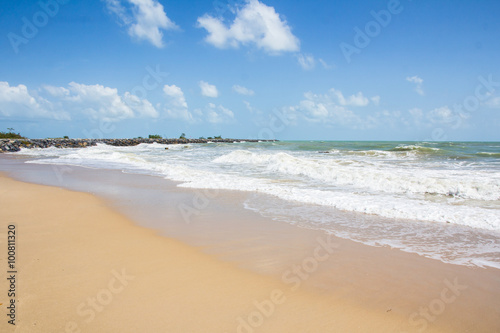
[0,138,276,153]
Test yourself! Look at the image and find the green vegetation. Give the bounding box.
[179,133,186,139]
[63,135,69,139]
[214,135,222,139]
[0,128,24,139]
[199,136,205,139]
[148,134,162,139]
[207,137,213,139]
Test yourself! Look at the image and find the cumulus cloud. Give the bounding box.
[205,103,234,123]
[42,85,70,97]
[0,81,160,122]
[297,53,315,70]
[122,92,158,118]
[330,88,372,107]
[162,84,235,123]
[163,84,195,122]
[199,81,219,98]
[163,84,187,108]
[197,0,300,54]
[232,84,254,96]
[64,82,159,120]
[289,88,379,129]
[406,75,424,96]
[405,105,466,129]
[427,106,455,124]
[104,0,178,48]
[0,82,68,120]
[65,82,135,120]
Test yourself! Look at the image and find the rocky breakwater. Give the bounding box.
[0,138,276,153]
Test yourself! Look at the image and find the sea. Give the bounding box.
[13,141,500,269]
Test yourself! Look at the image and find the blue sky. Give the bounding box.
[1,0,499,141]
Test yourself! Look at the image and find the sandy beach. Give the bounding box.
[0,163,499,333]
[2,0,499,330]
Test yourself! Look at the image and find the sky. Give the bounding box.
[0,0,499,141]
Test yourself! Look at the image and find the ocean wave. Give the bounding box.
[389,144,442,153]
[213,150,500,201]
[177,172,500,231]
[15,142,500,231]
[477,152,500,158]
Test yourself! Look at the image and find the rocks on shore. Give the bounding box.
[0,138,277,153]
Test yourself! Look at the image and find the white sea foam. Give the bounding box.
[213,150,500,201]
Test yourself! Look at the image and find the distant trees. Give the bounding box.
[149,134,162,139]
[179,133,186,139]
[0,128,23,139]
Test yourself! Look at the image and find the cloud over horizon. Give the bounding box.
[0,81,160,122]
[287,88,379,129]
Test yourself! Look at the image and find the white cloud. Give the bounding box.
[233,84,254,96]
[427,106,454,124]
[48,82,159,120]
[162,84,233,123]
[42,85,69,97]
[122,92,158,118]
[65,82,158,120]
[330,88,371,107]
[205,103,234,123]
[0,82,69,120]
[163,84,187,108]
[199,81,219,98]
[1,81,160,122]
[197,0,300,54]
[406,75,424,96]
[67,82,134,120]
[104,0,178,48]
[291,89,379,129]
[318,58,333,70]
[297,53,315,70]
[163,84,195,122]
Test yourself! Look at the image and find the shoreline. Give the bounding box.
[0,157,499,332]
